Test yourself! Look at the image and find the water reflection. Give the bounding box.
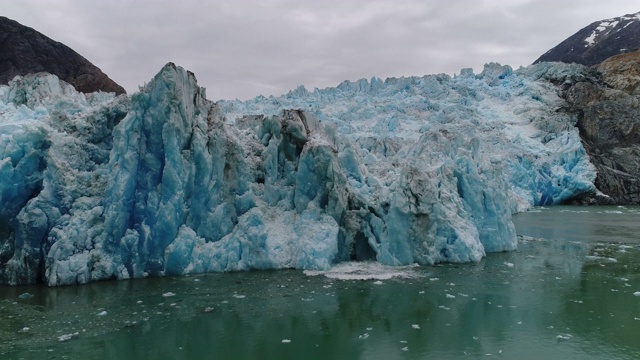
[558,242,640,357]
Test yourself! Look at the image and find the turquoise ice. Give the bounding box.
[0,62,596,285]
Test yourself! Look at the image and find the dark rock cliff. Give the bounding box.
[562,51,640,204]
[0,16,125,95]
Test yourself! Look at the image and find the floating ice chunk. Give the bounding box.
[162,292,176,297]
[233,294,246,299]
[556,334,572,341]
[58,332,79,342]
[304,262,420,280]
[282,339,291,343]
[633,292,640,297]
[18,293,34,299]
[18,327,30,333]
[97,310,108,316]
[504,262,514,268]
[446,294,456,299]
[585,256,618,263]
[412,324,420,329]
[401,347,409,351]
[359,333,370,339]
[373,280,383,285]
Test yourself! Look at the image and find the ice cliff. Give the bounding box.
[0,62,597,285]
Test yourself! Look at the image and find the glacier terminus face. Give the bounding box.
[0,62,597,285]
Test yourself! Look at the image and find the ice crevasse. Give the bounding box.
[0,62,596,285]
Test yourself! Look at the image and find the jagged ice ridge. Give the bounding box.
[0,62,596,285]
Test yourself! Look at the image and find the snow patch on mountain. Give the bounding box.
[583,12,640,47]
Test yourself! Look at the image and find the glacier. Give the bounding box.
[0,62,596,286]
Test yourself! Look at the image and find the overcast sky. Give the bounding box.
[4,1,639,100]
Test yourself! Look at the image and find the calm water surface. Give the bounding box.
[1,206,640,359]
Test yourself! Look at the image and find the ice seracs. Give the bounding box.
[0,61,599,285]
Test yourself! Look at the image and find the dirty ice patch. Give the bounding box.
[304,261,422,280]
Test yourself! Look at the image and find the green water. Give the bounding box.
[1,206,640,359]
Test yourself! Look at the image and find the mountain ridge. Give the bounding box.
[0,16,125,95]
[534,11,640,66]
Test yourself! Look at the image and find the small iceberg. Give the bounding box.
[18,292,34,300]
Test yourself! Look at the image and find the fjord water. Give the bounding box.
[1,206,639,359]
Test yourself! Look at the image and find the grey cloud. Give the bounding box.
[3,1,639,100]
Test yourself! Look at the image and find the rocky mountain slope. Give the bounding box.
[562,51,640,204]
[0,16,125,95]
[535,11,640,66]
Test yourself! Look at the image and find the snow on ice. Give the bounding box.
[0,61,597,285]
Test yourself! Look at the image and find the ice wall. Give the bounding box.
[220,62,596,211]
[0,62,596,285]
[0,74,129,284]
